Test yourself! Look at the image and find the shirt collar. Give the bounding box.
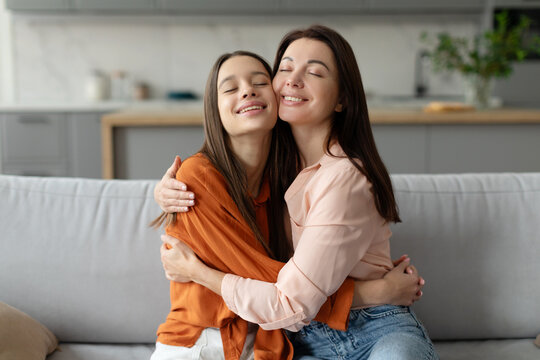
[303,142,346,171]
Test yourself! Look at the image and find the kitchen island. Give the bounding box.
[101,105,540,179]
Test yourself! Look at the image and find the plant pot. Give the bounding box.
[463,74,493,109]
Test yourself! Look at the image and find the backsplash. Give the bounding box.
[9,14,478,103]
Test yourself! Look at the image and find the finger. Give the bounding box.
[392,254,408,267]
[418,277,425,286]
[395,257,410,271]
[164,206,190,213]
[165,156,182,178]
[164,178,188,192]
[163,189,195,203]
[406,265,418,275]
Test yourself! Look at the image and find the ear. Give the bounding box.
[334,103,343,112]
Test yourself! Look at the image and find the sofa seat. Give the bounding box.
[48,343,155,360]
[434,338,538,360]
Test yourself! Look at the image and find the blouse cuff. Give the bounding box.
[221,273,241,314]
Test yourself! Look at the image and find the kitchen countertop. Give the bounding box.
[102,104,540,125]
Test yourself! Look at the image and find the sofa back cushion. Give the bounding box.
[0,175,169,343]
[390,173,540,340]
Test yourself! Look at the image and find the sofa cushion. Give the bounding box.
[0,175,170,344]
[0,301,58,360]
[47,343,155,360]
[390,173,540,340]
[434,338,539,360]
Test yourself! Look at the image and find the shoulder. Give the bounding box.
[177,153,228,194]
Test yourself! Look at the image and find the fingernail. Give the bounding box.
[181,185,187,191]
[189,200,195,205]
[183,207,189,212]
[189,193,195,199]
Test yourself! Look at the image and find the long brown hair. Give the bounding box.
[273,25,401,223]
[151,51,292,262]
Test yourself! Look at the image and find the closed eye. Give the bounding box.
[223,88,237,93]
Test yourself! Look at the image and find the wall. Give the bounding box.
[8,13,480,103]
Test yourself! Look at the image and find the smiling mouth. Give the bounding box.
[237,105,265,114]
[282,96,306,102]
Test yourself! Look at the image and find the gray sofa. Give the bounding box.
[1,173,539,359]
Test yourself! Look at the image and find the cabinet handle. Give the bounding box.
[17,117,50,124]
[20,171,51,177]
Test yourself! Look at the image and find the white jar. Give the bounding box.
[85,70,109,102]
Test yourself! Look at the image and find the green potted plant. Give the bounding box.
[421,11,540,109]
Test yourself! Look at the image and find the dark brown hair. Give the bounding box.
[273,25,401,223]
[151,51,292,262]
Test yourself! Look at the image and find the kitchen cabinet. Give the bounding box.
[156,0,279,14]
[428,124,540,173]
[280,0,368,14]
[494,1,540,8]
[371,123,540,174]
[5,0,489,14]
[73,0,155,11]
[5,0,70,11]
[367,0,485,12]
[372,125,428,174]
[113,125,204,179]
[1,113,69,177]
[0,111,106,178]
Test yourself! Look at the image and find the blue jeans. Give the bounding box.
[287,305,439,360]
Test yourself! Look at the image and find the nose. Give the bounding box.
[241,84,257,99]
[286,72,304,88]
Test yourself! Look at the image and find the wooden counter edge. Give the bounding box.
[101,112,204,179]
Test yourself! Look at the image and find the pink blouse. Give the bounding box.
[221,144,393,331]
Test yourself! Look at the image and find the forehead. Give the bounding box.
[282,38,336,67]
[218,56,268,81]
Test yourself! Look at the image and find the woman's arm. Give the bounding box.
[154,156,196,213]
[161,235,424,314]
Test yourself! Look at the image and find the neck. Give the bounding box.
[229,132,271,196]
[290,121,332,169]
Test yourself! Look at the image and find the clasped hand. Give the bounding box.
[160,234,201,283]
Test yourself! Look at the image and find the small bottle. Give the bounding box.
[133,82,150,100]
[85,70,108,102]
[110,70,129,101]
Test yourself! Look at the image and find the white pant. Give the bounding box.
[150,325,256,360]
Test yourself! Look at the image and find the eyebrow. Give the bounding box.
[281,56,330,71]
[218,71,270,89]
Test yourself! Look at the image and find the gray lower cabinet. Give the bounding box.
[0,112,105,178]
[113,125,204,179]
[428,124,540,173]
[372,125,428,174]
[372,123,540,174]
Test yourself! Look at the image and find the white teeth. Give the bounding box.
[284,96,303,102]
[239,106,263,114]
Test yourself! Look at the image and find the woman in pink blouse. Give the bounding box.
[157,25,438,359]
